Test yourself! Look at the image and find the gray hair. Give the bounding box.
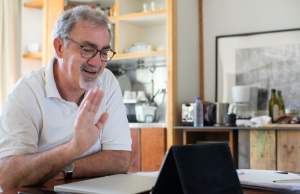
[52,5,111,40]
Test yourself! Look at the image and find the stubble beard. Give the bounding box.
[79,64,103,91]
[79,77,98,91]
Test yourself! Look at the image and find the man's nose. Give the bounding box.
[87,52,105,66]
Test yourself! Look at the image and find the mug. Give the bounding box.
[224,113,237,126]
[215,102,229,126]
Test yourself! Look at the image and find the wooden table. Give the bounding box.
[1,188,292,194]
[1,177,297,194]
[2,187,294,194]
[244,189,293,194]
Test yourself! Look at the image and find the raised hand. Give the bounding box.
[70,88,108,157]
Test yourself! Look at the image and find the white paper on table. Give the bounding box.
[238,169,300,191]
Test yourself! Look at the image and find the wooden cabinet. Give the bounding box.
[178,126,239,166]
[22,0,64,63]
[108,0,179,151]
[277,131,300,172]
[177,126,300,172]
[110,0,168,60]
[141,127,166,171]
[129,128,166,172]
[129,128,141,172]
[22,52,42,60]
[250,130,276,170]
[244,127,300,172]
[110,0,177,149]
[24,0,43,9]
[23,0,43,61]
[42,0,64,64]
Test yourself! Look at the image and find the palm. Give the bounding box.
[73,89,108,155]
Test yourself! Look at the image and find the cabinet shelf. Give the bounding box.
[22,52,42,60]
[114,50,166,60]
[118,10,167,25]
[24,0,43,9]
[108,16,117,23]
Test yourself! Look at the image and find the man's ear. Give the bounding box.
[53,37,64,58]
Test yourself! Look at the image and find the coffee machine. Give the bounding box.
[228,85,258,119]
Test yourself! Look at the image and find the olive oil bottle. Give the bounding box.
[277,90,285,117]
[268,89,280,123]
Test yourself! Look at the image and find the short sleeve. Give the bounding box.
[0,81,41,159]
[100,71,132,151]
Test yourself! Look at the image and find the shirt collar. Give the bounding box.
[45,58,62,99]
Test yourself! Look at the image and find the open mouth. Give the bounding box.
[80,65,99,77]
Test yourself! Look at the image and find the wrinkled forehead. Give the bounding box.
[70,20,111,48]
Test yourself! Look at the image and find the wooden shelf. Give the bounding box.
[118,10,166,25]
[108,16,117,23]
[113,50,166,60]
[22,52,42,60]
[24,0,43,9]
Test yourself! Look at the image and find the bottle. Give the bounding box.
[268,89,280,123]
[193,96,204,127]
[277,90,285,117]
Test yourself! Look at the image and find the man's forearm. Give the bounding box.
[73,150,131,178]
[0,141,77,190]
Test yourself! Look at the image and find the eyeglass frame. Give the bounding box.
[64,36,116,62]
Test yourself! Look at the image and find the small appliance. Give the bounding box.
[181,103,194,126]
[181,102,216,126]
[228,85,258,119]
[215,102,229,126]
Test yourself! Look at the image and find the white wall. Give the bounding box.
[176,0,199,108]
[204,0,300,101]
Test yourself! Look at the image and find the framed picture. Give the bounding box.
[216,28,300,111]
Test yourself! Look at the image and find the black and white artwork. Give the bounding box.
[217,29,300,111]
[235,44,300,110]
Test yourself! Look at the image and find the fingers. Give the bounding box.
[95,112,109,129]
[80,88,104,114]
[91,89,104,112]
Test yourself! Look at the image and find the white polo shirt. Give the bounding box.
[0,59,131,159]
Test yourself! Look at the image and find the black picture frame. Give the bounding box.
[215,28,300,110]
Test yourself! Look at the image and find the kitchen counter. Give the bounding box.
[129,122,166,128]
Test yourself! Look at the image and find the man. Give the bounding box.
[0,6,131,190]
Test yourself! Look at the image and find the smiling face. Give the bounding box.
[55,20,111,92]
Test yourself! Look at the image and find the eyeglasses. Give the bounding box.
[65,37,116,62]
